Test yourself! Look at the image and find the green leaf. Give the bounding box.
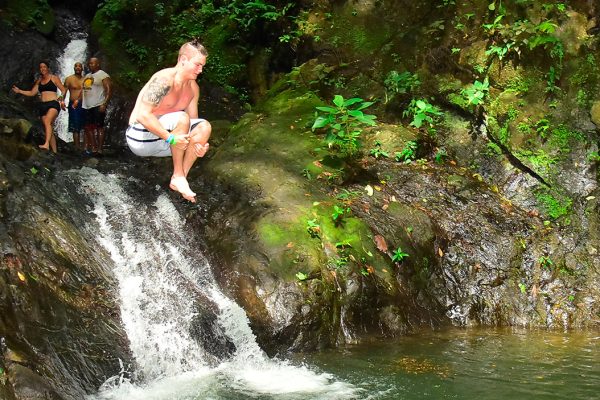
[296,272,308,281]
[343,97,364,107]
[312,116,329,130]
[347,110,364,118]
[333,95,345,107]
[30,167,38,175]
[315,106,338,113]
[412,114,426,128]
[356,101,375,110]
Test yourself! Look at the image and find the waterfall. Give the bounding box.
[55,38,88,143]
[69,168,358,400]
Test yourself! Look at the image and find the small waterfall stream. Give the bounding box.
[55,38,88,143]
[68,167,357,399]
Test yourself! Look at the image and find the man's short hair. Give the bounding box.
[179,39,208,59]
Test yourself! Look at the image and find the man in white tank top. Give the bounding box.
[82,57,112,155]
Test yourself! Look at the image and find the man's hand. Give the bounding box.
[172,133,190,150]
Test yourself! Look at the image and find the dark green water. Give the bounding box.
[293,328,600,400]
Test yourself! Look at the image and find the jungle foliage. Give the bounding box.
[93,0,302,91]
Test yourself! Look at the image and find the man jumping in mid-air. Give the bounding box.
[125,39,211,202]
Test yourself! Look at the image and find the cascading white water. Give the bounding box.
[70,167,359,400]
[55,38,88,143]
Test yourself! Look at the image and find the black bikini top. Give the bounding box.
[38,78,58,93]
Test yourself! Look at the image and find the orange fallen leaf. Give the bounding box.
[286,242,294,248]
[313,160,323,168]
[17,272,26,282]
[374,235,388,252]
[438,248,444,257]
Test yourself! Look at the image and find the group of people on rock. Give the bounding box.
[12,57,112,156]
[12,40,212,203]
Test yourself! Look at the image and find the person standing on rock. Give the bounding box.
[63,62,85,150]
[125,39,211,203]
[12,60,67,153]
[82,57,112,155]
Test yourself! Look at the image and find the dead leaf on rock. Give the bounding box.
[438,248,444,257]
[531,284,539,298]
[374,235,388,252]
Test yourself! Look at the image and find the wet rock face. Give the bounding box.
[0,151,131,399]
[354,161,600,329]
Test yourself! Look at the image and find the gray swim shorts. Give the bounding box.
[125,111,206,157]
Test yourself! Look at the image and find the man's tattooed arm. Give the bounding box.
[142,76,170,105]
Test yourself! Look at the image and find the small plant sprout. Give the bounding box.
[518,282,527,294]
[301,168,312,180]
[404,99,443,135]
[461,77,489,106]
[539,255,553,269]
[384,71,420,103]
[296,271,308,281]
[395,140,418,163]
[306,219,321,238]
[332,205,351,224]
[370,140,390,159]
[392,247,409,263]
[312,95,377,158]
[335,189,361,201]
[434,147,448,164]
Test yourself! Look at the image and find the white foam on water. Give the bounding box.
[72,168,359,399]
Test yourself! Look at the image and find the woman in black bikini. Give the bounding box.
[12,61,67,153]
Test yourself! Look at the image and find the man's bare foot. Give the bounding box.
[194,143,209,157]
[38,144,50,150]
[169,176,196,203]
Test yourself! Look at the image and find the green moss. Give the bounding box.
[535,188,572,220]
[4,0,54,34]
[321,6,393,59]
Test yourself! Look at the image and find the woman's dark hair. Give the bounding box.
[39,60,51,70]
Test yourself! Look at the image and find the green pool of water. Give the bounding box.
[293,327,600,400]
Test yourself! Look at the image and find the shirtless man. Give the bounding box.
[63,62,85,150]
[125,40,211,203]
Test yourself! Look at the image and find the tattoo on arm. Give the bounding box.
[143,77,170,106]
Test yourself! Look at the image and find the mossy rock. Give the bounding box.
[363,124,418,156]
[555,10,593,56]
[591,101,600,127]
[0,118,34,160]
[4,0,54,35]
[458,40,487,71]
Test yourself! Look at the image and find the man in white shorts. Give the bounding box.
[126,39,211,203]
